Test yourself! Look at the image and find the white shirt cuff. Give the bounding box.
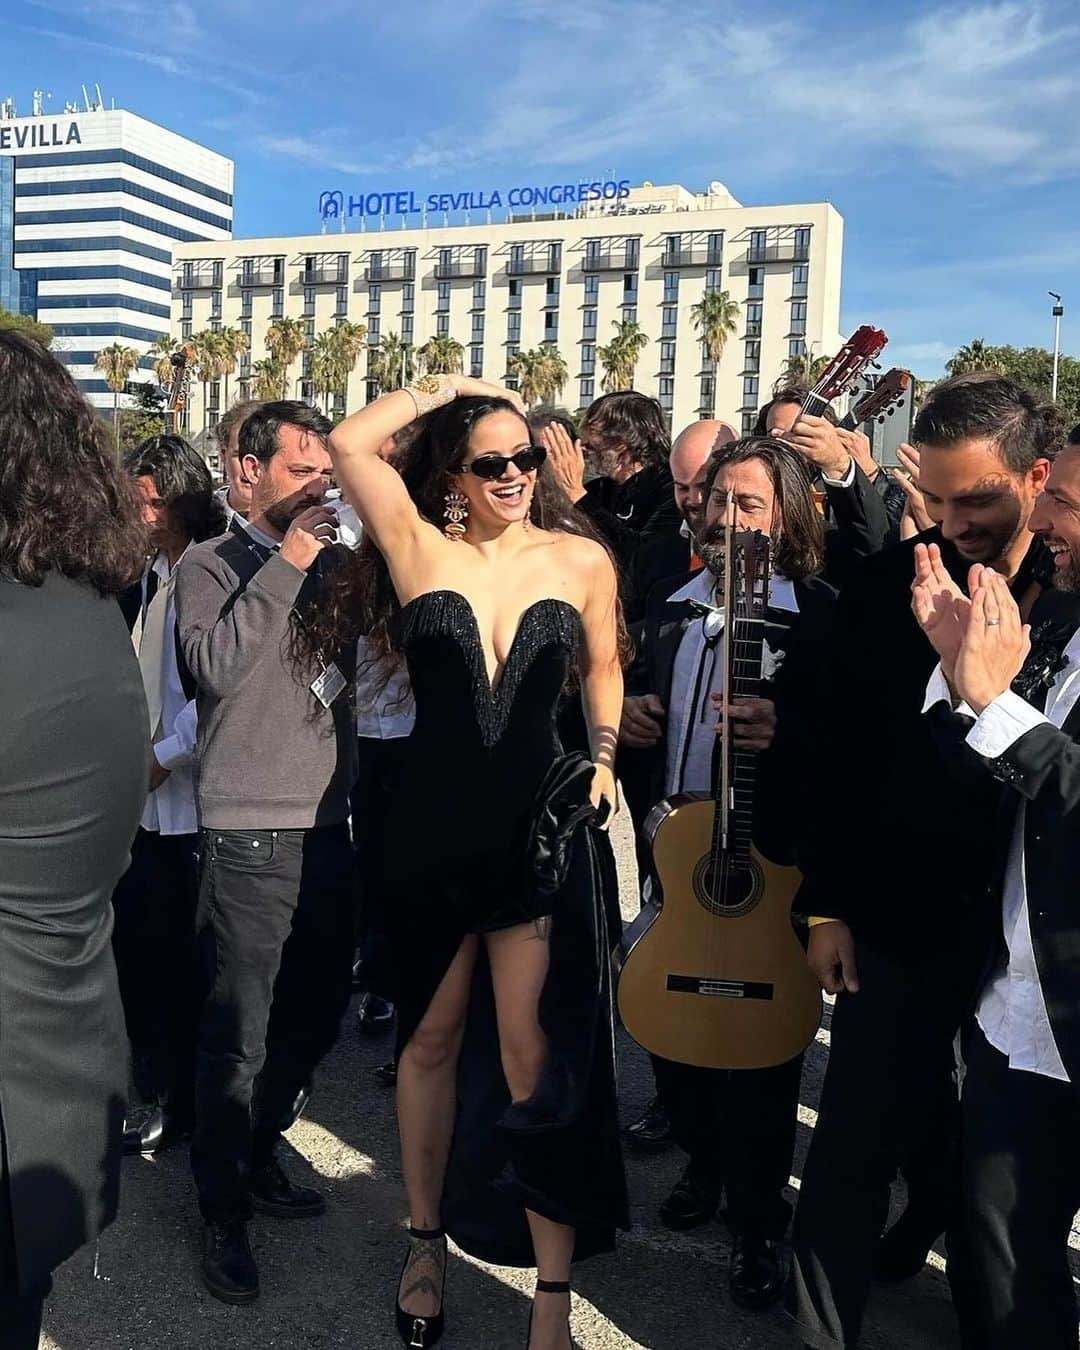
[153,700,197,770]
[921,663,956,714]
[965,689,1049,760]
[821,458,856,488]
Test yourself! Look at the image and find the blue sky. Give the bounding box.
[4,0,1079,377]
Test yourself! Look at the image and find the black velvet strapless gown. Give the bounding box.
[383,590,628,1266]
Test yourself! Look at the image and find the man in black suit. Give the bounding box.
[788,374,1060,1350]
[620,436,835,1309]
[911,433,1080,1347]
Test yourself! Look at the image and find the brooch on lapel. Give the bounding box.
[1011,616,1074,703]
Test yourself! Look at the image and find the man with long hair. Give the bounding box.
[0,330,148,1345]
[174,402,359,1305]
[620,435,835,1311]
[113,436,226,1156]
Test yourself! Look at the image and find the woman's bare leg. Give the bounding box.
[396,935,477,1319]
[487,920,574,1349]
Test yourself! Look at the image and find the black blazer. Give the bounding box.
[623,566,836,887]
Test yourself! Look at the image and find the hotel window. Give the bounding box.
[181,262,193,288]
[706,232,723,265]
[745,302,762,337]
[507,312,521,342]
[366,380,379,405]
[368,250,383,278]
[545,276,560,307]
[241,291,252,319]
[304,318,315,343]
[473,245,487,274]
[271,287,284,318]
[745,340,761,372]
[794,226,811,258]
[749,229,766,258]
[210,319,221,333]
[788,337,806,358]
[402,314,414,343]
[508,278,522,311]
[790,300,807,336]
[625,238,640,269]
[368,316,380,341]
[581,344,596,375]
[742,411,756,434]
[580,377,594,404]
[368,284,381,314]
[791,264,809,299]
[470,345,483,377]
[584,239,600,269]
[402,282,415,311]
[302,351,312,378]
[747,267,764,301]
[181,294,192,320]
[659,340,676,375]
[472,279,486,309]
[304,287,316,318]
[210,289,222,319]
[335,285,348,315]
[700,344,716,374]
[240,318,251,338]
[544,312,558,342]
[471,314,485,343]
[700,374,715,409]
[546,242,561,273]
[509,243,524,273]
[208,410,220,431]
[181,320,192,339]
[582,309,597,338]
[743,375,759,403]
[658,377,674,410]
[436,280,450,311]
[622,272,637,305]
[663,271,679,304]
[584,274,599,303]
[436,313,450,338]
[623,307,637,325]
[661,306,678,338]
[705,267,722,294]
[209,380,221,410]
[438,248,452,272]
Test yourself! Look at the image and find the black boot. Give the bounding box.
[659,1165,720,1230]
[874,1205,944,1281]
[356,991,396,1033]
[201,1220,258,1305]
[624,1095,672,1151]
[248,1155,325,1219]
[729,1232,785,1310]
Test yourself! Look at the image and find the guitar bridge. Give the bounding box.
[666,975,774,1000]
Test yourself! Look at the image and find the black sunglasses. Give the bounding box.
[457,445,547,480]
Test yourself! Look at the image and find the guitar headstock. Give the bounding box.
[166,344,196,413]
[850,367,910,424]
[733,529,772,621]
[813,325,888,403]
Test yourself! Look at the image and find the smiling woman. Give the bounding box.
[327,373,629,1349]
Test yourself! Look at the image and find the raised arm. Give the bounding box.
[578,541,623,821]
[328,375,524,554]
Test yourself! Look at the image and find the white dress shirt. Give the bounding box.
[141,549,199,836]
[923,628,1080,1082]
[355,637,415,741]
[664,570,798,797]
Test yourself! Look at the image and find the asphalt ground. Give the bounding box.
[40,809,976,1350]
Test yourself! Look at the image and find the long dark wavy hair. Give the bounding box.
[702,435,825,580]
[123,434,227,543]
[296,396,631,677]
[0,329,146,593]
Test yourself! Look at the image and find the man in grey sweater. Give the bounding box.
[175,401,358,1305]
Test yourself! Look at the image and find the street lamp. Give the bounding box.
[1050,292,1064,403]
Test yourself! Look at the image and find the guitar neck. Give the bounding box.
[711,613,765,872]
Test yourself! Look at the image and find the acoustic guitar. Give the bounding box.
[165,344,195,435]
[840,367,910,431]
[615,527,821,1071]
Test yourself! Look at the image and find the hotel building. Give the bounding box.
[0,90,233,407]
[171,179,843,436]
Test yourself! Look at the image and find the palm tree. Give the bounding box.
[148,334,179,391]
[419,335,465,375]
[265,317,308,399]
[250,358,284,401]
[778,349,831,387]
[94,343,141,453]
[507,348,548,407]
[598,319,649,393]
[327,319,367,412]
[309,331,338,416]
[370,332,415,394]
[690,289,740,371]
[539,345,568,404]
[215,326,249,411]
[187,329,223,433]
[946,338,1003,377]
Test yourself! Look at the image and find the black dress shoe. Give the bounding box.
[659,1167,720,1230]
[874,1207,943,1281]
[248,1156,325,1219]
[201,1220,259,1305]
[729,1233,785,1310]
[356,992,396,1034]
[374,1060,398,1087]
[123,1103,165,1156]
[624,1096,673,1151]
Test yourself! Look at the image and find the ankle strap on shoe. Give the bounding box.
[536,1279,570,1294]
[408,1225,444,1241]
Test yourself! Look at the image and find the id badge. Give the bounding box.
[310,661,347,709]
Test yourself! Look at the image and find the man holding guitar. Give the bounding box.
[618,436,836,1311]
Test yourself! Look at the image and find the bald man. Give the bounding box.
[628,419,738,617]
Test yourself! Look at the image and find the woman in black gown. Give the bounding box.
[327,376,627,1349]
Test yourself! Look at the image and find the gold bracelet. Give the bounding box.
[403,374,456,418]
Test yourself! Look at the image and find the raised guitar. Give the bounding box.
[840,367,910,431]
[616,525,822,1071]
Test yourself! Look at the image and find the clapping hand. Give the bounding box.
[538,421,587,504]
[911,542,972,682]
[952,570,1031,715]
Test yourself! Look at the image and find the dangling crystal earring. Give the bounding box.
[443,488,468,540]
[522,496,533,532]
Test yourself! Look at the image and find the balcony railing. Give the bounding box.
[240,266,284,287]
[365,259,416,282]
[582,248,639,272]
[661,247,722,269]
[746,242,810,264]
[434,259,487,279]
[507,252,562,276]
[179,266,222,290]
[300,266,348,285]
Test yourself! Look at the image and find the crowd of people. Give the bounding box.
[1,323,1079,1350]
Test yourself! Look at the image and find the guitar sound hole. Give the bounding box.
[692,855,762,918]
